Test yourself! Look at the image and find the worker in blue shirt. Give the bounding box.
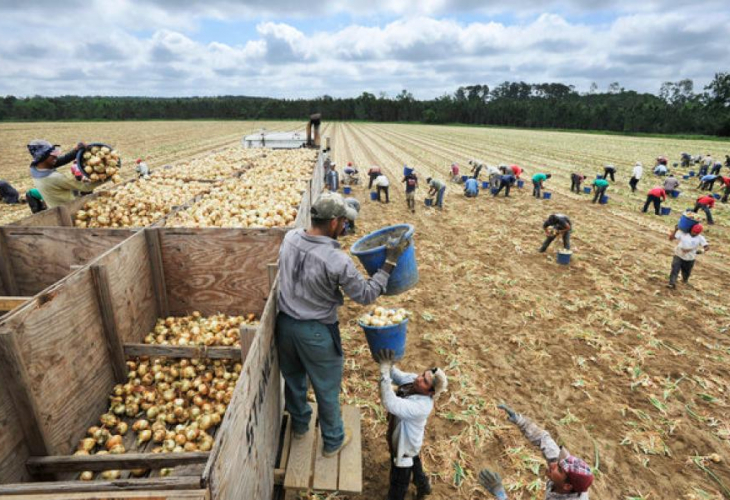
[464,177,479,197]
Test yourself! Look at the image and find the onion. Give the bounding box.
[137,429,152,446]
[100,470,121,480]
[79,471,94,481]
[105,435,123,451]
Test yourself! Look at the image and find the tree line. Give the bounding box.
[1,73,729,136]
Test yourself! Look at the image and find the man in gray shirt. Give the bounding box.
[277,192,409,457]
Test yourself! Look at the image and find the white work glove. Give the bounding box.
[374,349,396,377]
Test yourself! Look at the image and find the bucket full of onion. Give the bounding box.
[358,307,410,360]
[351,224,418,295]
[76,143,123,184]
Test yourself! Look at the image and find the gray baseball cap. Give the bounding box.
[311,192,358,221]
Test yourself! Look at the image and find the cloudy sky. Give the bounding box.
[1,0,728,99]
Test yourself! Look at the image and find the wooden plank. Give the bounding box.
[337,405,362,494]
[123,344,242,360]
[27,452,210,474]
[145,228,170,318]
[0,296,31,311]
[0,477,202,495]
[57,205,74,227]
[278,414,293,472]
[284,404,318,490]
[0,229,20,296]
[267,263,279,292]
[0,330,52,458]
[0,490,208,500]
[239,325,257,364]
[312,428,338,491]
[91,264,127,383]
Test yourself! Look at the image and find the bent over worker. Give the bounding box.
[479,404,594,499]
[539,214,571,253]
[426,177,446,210]
[375,349,447,500]
[532,172,551,198]
[693,194,716,225]
[642,186,666,215]
[276,193,410,457]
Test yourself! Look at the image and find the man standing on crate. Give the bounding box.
[591,176,609,204]
[539,214,571,253]
[374,349,448,500]
[479,404,594,499]
[668,223,709,289]
[276,192,410,458]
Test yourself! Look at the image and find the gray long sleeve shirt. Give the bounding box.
[277,229,389,324]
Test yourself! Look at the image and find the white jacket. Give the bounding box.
[632,165,643,179]
[380,367,433,467]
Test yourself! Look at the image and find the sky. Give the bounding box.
[0,0,728,99]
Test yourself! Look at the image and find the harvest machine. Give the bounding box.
[243,113,322,150]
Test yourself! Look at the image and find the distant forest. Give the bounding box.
[2,73,729,136]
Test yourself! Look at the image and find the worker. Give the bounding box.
[663,174,680,193]
[479,404,594,499]
[469,159,484,180]
[374,349,448,500]
[725,155,730,169]
[532,172,551,198]
[25,188,47,213]
[368,166,382,189]
[403,169,418,213]
[374,173,390,203]
[603,164,617,182]
[653,163,668,176]
[487,165,501,189]
[629,161,643,192]
[450,163,460,183]
[668,224,708,289]
[343,162,359,185]
[698,174,718,191]
[720,175,730,203]
[135,159,150,178]
[642,186,667,215]
[326,166,340,192]
[591,176,609,204]
[711,161,722,176]
[0,180,20,204]
[276,193,410,458]
[699,153,712,177]
[28,139,102,208]
[570,173,585,194]
[509,164,523,179]
[693,194,716,225]
[492,172,515,197]
[426,177,446,210]
[539,213,571,253]
[464,177,479,197]
[681,152,691,168]
[343,197,360,234]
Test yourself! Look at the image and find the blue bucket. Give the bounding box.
[661,207,671,216]
[424,198,433,207]
[683,175,690,180]
[689,171,696,177]
[370,191,378,201]
[678,213,698,232]
[670,190,680,198]
[517,180,525,188]
[351,224,419,296]
[490,187,499,195]
[596,174,602,179]
[361,319,408,360]
[343,186,352,195]
[403,166,414,177]
[583,187,591,194]
[713,193,721,200]
[482,181,489,189]
[556,251,572,265]
[543,192,552,199]
[600,195,609,204]
[461,175,468,183]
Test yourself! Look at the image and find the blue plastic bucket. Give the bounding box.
[713,193,721,200]
[424,198,433,207]
[343,186,352,195]
[600,195,609,204]
[490,187,499,195]
[683,175,690,180]
[556,251,572,265]
[543,192,552,199]
[461,175,468,183]
[670,190,680,198]
[517,180,525,188]
[351,224,419,296]
[403,166,414,177]
[370,191,378,201]
[678,213,698,232]
[482,181,489,189]
[361,319,408,360]
[596,174,602,179]
[583,187,591,194]
[661,207,671,216]
[689,171,696,177]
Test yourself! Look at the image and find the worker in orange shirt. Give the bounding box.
[642,186,666,215]
[693,194,716,225]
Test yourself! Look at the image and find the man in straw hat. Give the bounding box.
[479,404,594,499]
[276,192,409,458]
[374,349,448,500]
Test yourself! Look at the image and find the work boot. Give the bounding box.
[323,427,352,457]
[415,482,432,499]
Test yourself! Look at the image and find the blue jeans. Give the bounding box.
[436,186,445,208]
[276,312,344,453]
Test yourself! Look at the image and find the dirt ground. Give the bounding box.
[327,123,730,500]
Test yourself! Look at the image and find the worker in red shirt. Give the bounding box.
[720,176,730,203]
[694,194,716,225]
[642,186,667,215]
[509,165,523,179]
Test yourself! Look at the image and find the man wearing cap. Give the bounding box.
[629,162,643,192]
[343,162,358,185]
[276,192,409,458]
[136,159,150,178]
[668,223,709,289]
[374,349,448,500]
[479,404,594,499]
[469,159,484,180]
[27,140,100,208]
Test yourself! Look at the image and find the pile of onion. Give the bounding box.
[82,146,122,184]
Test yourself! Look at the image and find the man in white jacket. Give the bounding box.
[375,350,448,500]
[629,161,643,192]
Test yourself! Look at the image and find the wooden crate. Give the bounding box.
[0,227,286,500]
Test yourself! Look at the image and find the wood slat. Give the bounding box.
[145,228,169,318]
[27,452,210,474]
[0,230,20,296]
[283,404,318,490]
[337,405,362,494]
[91,264,127,383]
[0,296,31,312]
[312,433,338,491]
[0,477,202,495]
[123,344,242,360]
[0,490,208,500]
